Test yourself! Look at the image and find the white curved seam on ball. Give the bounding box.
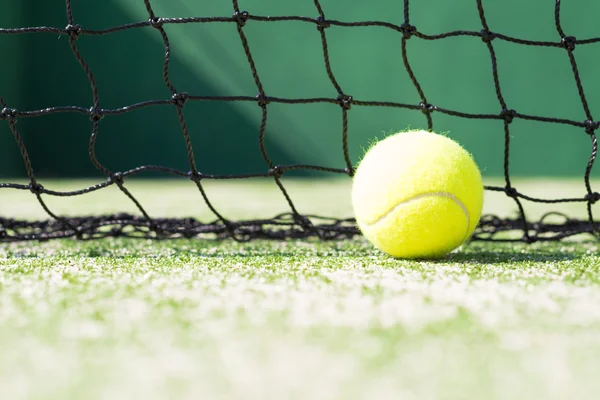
[361,191,471,240]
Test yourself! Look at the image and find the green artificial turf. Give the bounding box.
[1,178,600,399]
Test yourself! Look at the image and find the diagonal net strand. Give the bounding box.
[1,0,599,243]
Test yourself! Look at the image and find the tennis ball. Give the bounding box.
[351,129,484,259]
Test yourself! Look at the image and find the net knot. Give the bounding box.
[28,181,44,194]
[88,106,104,122]
[0,107,17,121]
[479,29,495,43]
[148,17,164,29]
[256,94,270,107]
[108,172,124,185]
[65,24,83,40]
[188,170,203,182]
[294,213,314,231]
[500,108,516,124]
[400,23,417,39]
[561,36,576,51]
[233,11,249,27]
[522,235,536,244]
[585,192,600,204]
[269,164,284,178]
[504,186,518,197]
[337,94,353,110]
[584,120,598,134]
[419,102,434,114]
[316,16,330,31]
[172,92,189,108]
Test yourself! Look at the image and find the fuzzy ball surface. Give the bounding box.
[351,130,484,259]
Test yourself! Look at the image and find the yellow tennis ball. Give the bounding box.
[351,129,484,259]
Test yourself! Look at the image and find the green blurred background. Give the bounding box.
[1,0,599,179]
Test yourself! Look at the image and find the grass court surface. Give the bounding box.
[1,178,599,399]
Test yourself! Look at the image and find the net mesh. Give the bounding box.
[1,0,599,243]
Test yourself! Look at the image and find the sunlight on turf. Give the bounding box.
[1,240,600,399]
[2,177,600,399]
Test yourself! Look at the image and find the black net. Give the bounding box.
[1,0,599,243]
